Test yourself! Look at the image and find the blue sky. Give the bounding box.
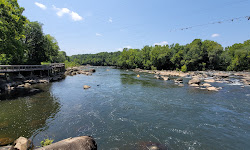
[19,0,250,56]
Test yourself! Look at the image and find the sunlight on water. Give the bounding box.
[0,67,250,150]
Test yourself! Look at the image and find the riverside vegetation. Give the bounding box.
[70,39,250,72]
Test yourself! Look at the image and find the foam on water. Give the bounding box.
[228,79,244,85]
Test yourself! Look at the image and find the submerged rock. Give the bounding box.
[0,138,14,146]
[0,122,9,129]
[29,88,40,93]
[138,141,168,150]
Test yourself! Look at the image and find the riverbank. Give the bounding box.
[0,136,97,150]
[133,68,250,91]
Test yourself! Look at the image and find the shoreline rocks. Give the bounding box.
[0,72,65,95]
[36,136,97,150]
[65,67,96,76]
[133,68,249,91]
[0,136,97,150]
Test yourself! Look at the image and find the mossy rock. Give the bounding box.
[0,138,14,146]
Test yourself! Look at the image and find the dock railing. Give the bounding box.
[0,63,65,73]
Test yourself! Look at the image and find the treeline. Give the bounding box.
[0,0,68,65]
[70,39,250,71]
[70,52,121,66]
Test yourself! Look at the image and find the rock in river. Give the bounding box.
[202,83,212,87]
[175,78,183,83]
[207,86,219,91]
[0,138,14,146]
[162,76,169,81]
[12,137,31,150]
[188,78,201,85]
[204,79,215,83]
[83,85,91,89]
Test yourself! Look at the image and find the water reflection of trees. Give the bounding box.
[120,73,180,89]
[0,84,61,143]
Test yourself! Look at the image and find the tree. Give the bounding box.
[24,21,47,64]
[43,34,60,63]
[0,0,27,64]
[226,40,250,71]
[202,40,223,70]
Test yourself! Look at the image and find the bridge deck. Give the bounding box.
[0,63,65,73]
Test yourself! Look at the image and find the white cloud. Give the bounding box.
[35,2,47,10]
[71,11,83,21]
[211,33,220,38]
[53,5,83,21]
[109,17,113,23]
[154,41,168,46]
[125,46,132,49]
[117,46,132,51]
[96,33,102,36]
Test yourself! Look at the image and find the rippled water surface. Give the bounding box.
[0,67,250,150]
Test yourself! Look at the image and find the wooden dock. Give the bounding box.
[0,63,65,75]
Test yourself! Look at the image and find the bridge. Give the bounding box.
[0,63,65,76]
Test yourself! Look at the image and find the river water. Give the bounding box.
[0,67,250,150]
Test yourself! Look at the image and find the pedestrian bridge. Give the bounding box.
[0,63,65,74]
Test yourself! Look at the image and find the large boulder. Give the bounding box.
[12,137,31,150]
[188,78,201,85]
[36,136,97,150]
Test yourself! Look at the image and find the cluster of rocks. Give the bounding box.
[0,73,64,94]
[133,68,250,91]
[64,67,96,76]
[154,75,169,81]
[0,136,97,150]
[188,77,221,91]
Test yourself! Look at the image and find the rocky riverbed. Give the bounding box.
[133,69,250,91]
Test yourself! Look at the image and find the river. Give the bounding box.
[0,67,250,150]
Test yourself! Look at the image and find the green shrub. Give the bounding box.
[181,65,187,72]
[40,138,54,147]
[151,65,157,70]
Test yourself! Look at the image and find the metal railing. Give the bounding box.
[0,63,65,73]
